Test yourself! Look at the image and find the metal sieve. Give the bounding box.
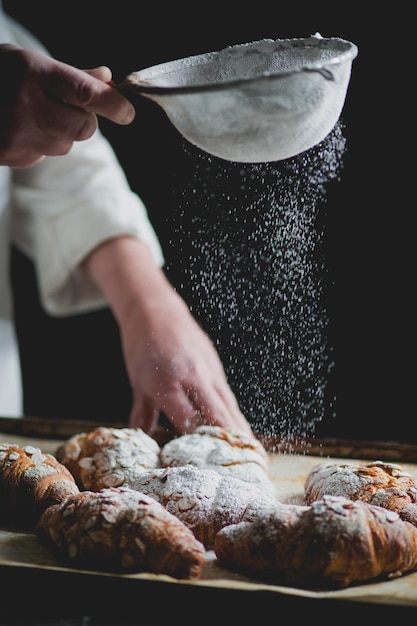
[117,33,358,163]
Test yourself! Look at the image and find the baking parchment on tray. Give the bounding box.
[1,431,417,611]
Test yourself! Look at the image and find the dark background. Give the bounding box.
[3,2,409,442]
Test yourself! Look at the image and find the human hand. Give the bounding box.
[123,291,254,437]
[83,237,253,437]
[0,44,135,168]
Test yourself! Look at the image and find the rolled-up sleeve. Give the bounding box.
[10,130,164,316]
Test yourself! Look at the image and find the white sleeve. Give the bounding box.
[2,4,164,316]
[11,130,165,316]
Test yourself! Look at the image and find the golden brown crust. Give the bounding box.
[304,460,417,525]
[0,443,79,529]
[214,495,417,589]
[35,486,206,579]
[55,426,161,490]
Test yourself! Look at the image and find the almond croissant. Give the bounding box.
[129,464,277,547]
[36,486,206,579]
[0,443,79,529]
[159,425,275,497]
[214,495,417,589]
[304,460,417,527]
[55,426,161,490]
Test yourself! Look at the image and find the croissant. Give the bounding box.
[214,495,417,589]
[35,486,206,579]
[0,442,79,529]
[159,425,275,497]
[55,426,161,490]
[304,460,417,526]
[129,464,277,547]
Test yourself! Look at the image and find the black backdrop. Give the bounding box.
[3,2,410,442]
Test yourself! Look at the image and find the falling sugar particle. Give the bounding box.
[167,123,346,448]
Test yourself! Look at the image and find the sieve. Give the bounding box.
[116,33,358,163]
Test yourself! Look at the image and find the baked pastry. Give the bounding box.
[55,426,161,490]
[0,442,79,529]
[36,486,206,579]
[160,425,275,497]
[214,495,417,589]
[130,464,277,547]
[304,460,417,526]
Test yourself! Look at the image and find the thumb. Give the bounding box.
[84,65,113,83]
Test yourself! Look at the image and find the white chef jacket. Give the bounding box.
[0,5,164,416]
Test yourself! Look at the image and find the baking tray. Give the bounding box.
[1,414,417,460]
[1,427,417,621]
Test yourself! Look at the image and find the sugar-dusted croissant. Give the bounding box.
[160,425,275,497]
[55,426,161,490]
[0,442,79,529]
[214,495,417,589]
[36,486,206,579]
[130,464,277,547]
[304,460,417,526]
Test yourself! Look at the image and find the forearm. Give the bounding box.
[81,235,185,328]
[82,234,253,437]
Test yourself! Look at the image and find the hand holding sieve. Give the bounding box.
[114,33,358,163]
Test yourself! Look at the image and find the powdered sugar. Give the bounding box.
[56,427,161,490]
[305,463,365,501]
[160,425,274,497]
[304,461,417,508]
[132,464,276,547]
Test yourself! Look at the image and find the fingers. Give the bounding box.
[129,383,253,438]
[41,62,136,126]
[0,45,136,167]
[128,395,160,434]
[4,151,45,169]
[34,93,99,142]
[184,384,254,436]
[2,98,99,168]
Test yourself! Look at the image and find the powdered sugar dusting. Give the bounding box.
[160,425,274,497]
[56,427,161,490]
[304,461,417,511]
[132,464,276,547]
[305,463,365,501]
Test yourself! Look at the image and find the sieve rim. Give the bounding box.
[124,34,359,96]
